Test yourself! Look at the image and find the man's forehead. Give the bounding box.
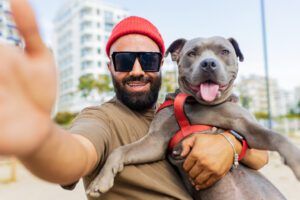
[109,34,160,55]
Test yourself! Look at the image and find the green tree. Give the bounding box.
[239,95,252,109]
[254,112,269,119]
[54,112,77,125]
[162,71,177,93]
[78,73,113,97]
[297,100,300,115]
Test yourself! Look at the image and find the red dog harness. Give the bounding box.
[157,93,248,161]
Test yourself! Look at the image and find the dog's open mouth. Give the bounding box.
[189,80,228,102]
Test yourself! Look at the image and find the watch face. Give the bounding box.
[230,130,244,141]
[0,0,24,48]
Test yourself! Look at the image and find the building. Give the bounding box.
[53,0,128,113]
[158,55,178,103]
[0,0,23,46]
[294,86,300,107]
[236,75,291,117]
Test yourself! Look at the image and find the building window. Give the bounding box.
[98,61,102,68]
[81,61,93,70]
[81,47,92,57]
[97,48,101,54]
[105,22,114,32]
[104,11,113,22]
[97,35,101,41]
[80,21,92,31]
[80,7,92,17]
[81,34,92,43]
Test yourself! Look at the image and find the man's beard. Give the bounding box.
[112,74,161,111]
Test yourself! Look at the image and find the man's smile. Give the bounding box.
[125,81,151,92]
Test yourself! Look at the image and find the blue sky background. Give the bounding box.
[29,0,300,91]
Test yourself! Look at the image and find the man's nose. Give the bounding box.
[129,58,145,76]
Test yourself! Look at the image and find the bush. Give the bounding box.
[54,112,77,125]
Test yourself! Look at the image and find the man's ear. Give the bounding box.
[107,61,113,73]
[165,38,187,62]
[160,58,164,67]
[228,38,244,62]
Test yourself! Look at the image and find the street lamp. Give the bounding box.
[260,0,272,129]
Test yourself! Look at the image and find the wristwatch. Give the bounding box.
[230,130,248,161]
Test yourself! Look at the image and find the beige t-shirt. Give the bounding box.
[69,97,192,200]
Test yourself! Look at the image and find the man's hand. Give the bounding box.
[180,132,240,190]
[0,0,56,157]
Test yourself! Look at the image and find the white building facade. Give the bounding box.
[236,75,290,117]
[0,0,22,46]
[53,0,128,113]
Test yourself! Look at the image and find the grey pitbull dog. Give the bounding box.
[87,37,300,199]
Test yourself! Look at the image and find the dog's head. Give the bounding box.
[166,36,244,105]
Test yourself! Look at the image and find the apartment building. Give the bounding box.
[0,0,22,46]
[53,0,128,113]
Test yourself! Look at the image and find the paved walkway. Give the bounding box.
[1,138,300,200]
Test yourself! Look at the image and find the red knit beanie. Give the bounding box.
[106,16,165,56]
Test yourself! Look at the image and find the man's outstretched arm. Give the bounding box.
[20,123,98,186]
[0,0,98,186]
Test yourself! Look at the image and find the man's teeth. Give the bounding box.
[127,82,147,87]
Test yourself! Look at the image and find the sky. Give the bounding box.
[28,0,300,91]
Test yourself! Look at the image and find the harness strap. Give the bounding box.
[156,100,173,113]
[156,93,248,157]
[168,124,212,150]
[238,140,248,161]
[157,93,213,151]
[174,93,191,129]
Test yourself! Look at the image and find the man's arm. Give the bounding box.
[20,123,98,186]
[0,0,99,186]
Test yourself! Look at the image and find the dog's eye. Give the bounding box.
[221,49,230,55]
[188,51,196,57]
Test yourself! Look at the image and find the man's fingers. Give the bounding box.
[180,136,196,157]
[195,175,218,190]
[188,164,203,179]
[183,153,197,172]
[10,0,46,55]
[194,171,212,186]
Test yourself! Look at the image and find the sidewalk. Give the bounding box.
[0,164,87,200]
[0,138,300,200]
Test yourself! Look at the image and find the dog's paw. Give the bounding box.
[290,157,300,181]
[282,145,300,181]
[86,171,115,197]
[287,158,300,181]
[86,153,125,197]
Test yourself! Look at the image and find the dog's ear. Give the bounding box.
[165,38,187,62]
[228,38,244,62]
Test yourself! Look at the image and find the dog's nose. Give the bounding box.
[200,58,218,71]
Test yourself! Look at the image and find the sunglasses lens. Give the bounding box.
[112,52,162,72]
[139,53,161,72]
[113,53,136,72]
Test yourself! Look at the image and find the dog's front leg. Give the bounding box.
[232,117,300,181]
[87,107,178,197]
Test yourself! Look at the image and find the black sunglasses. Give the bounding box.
[111,51,162,72]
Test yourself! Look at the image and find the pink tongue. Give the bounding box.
[200,83,220,102]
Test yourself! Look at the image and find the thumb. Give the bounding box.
[180,135,197,157]
[10,0,46,56]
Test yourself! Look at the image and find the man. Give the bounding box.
[0,1,268,199]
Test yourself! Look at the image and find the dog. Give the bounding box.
[86,36,300,199]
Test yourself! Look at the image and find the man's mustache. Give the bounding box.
[123,76,151,84]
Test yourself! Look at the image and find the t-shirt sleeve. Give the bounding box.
[69,107,112,161]
[61,106,112,190]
